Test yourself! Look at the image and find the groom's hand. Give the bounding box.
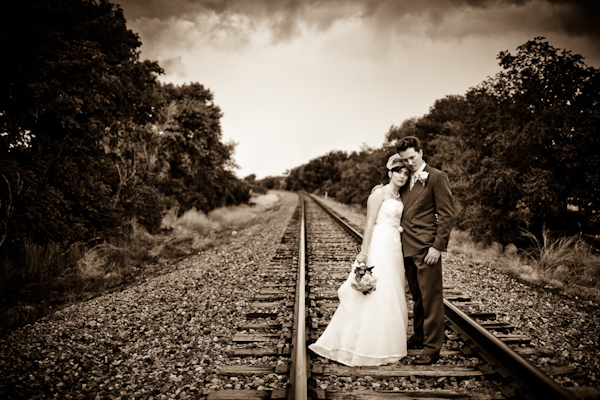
[424,247,441,266]
[371,184,384,194]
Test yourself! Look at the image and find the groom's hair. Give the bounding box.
[396,136,421,153]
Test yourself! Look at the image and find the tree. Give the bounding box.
[153,83,249,212]
[464,37,600,243]
[284,147,393,206]
[384,118,419,145]
[285,151,348,195]
[0,0,164,250]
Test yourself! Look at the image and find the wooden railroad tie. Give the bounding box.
[227,347,290,357]
[218,363,290,376]
[311,364,484,378]
[310,388,472,399]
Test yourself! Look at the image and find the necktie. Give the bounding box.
[410,173,419,191]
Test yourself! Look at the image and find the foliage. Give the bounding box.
[0,0,163,250]
[285,150,348,193]
[0,0,250,315]
[246,174,287,194]
[522,229,581,271]
[151,83,250,213]
[285,147,393,204]
[463,37,600,244]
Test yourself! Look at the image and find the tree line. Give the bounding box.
[0,0,250,271]
[285,37,600,248]
[1,0,597,272]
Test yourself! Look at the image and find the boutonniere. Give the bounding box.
[417,171,429,185]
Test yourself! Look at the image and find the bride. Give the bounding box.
[309,154,409,366]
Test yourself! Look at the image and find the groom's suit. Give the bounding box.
[401,164,454,357]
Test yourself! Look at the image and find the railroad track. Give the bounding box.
[208,193,578,399]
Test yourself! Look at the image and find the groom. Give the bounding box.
[397,136,454,365]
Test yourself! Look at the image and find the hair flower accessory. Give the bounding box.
[350,261,377,295]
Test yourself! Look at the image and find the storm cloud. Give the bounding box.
[116,0,600,46]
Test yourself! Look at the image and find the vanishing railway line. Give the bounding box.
[208,194,577,399]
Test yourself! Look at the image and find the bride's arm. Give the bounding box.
[356,188,384,264]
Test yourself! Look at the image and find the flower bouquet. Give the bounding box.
[350,261,377,295]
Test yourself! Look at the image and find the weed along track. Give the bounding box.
[209,193,578,399]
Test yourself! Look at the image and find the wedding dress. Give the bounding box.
[309,199,408,366]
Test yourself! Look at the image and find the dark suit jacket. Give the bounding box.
[401,164,454,258]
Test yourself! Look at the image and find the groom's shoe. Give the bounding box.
[407,336,424,350]
[413,353,440,365]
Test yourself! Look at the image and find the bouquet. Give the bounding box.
[350,261,377,295]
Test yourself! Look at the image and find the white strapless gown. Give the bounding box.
[309,199,408,366]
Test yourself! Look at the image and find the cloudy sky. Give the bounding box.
[116,0,599,179]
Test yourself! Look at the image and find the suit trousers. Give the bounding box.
[405,252,444,356]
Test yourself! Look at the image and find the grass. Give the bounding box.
[522,229,600,292]
[0,191,283,336]
[448,228,600,304]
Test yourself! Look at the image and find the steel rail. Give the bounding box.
[289,195,308,400]
[307,194,364,242]
[444,301,576,399]
[308,193,577,400]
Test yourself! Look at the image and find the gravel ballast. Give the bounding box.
[0,191,299,399]
[1,191,598,399]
